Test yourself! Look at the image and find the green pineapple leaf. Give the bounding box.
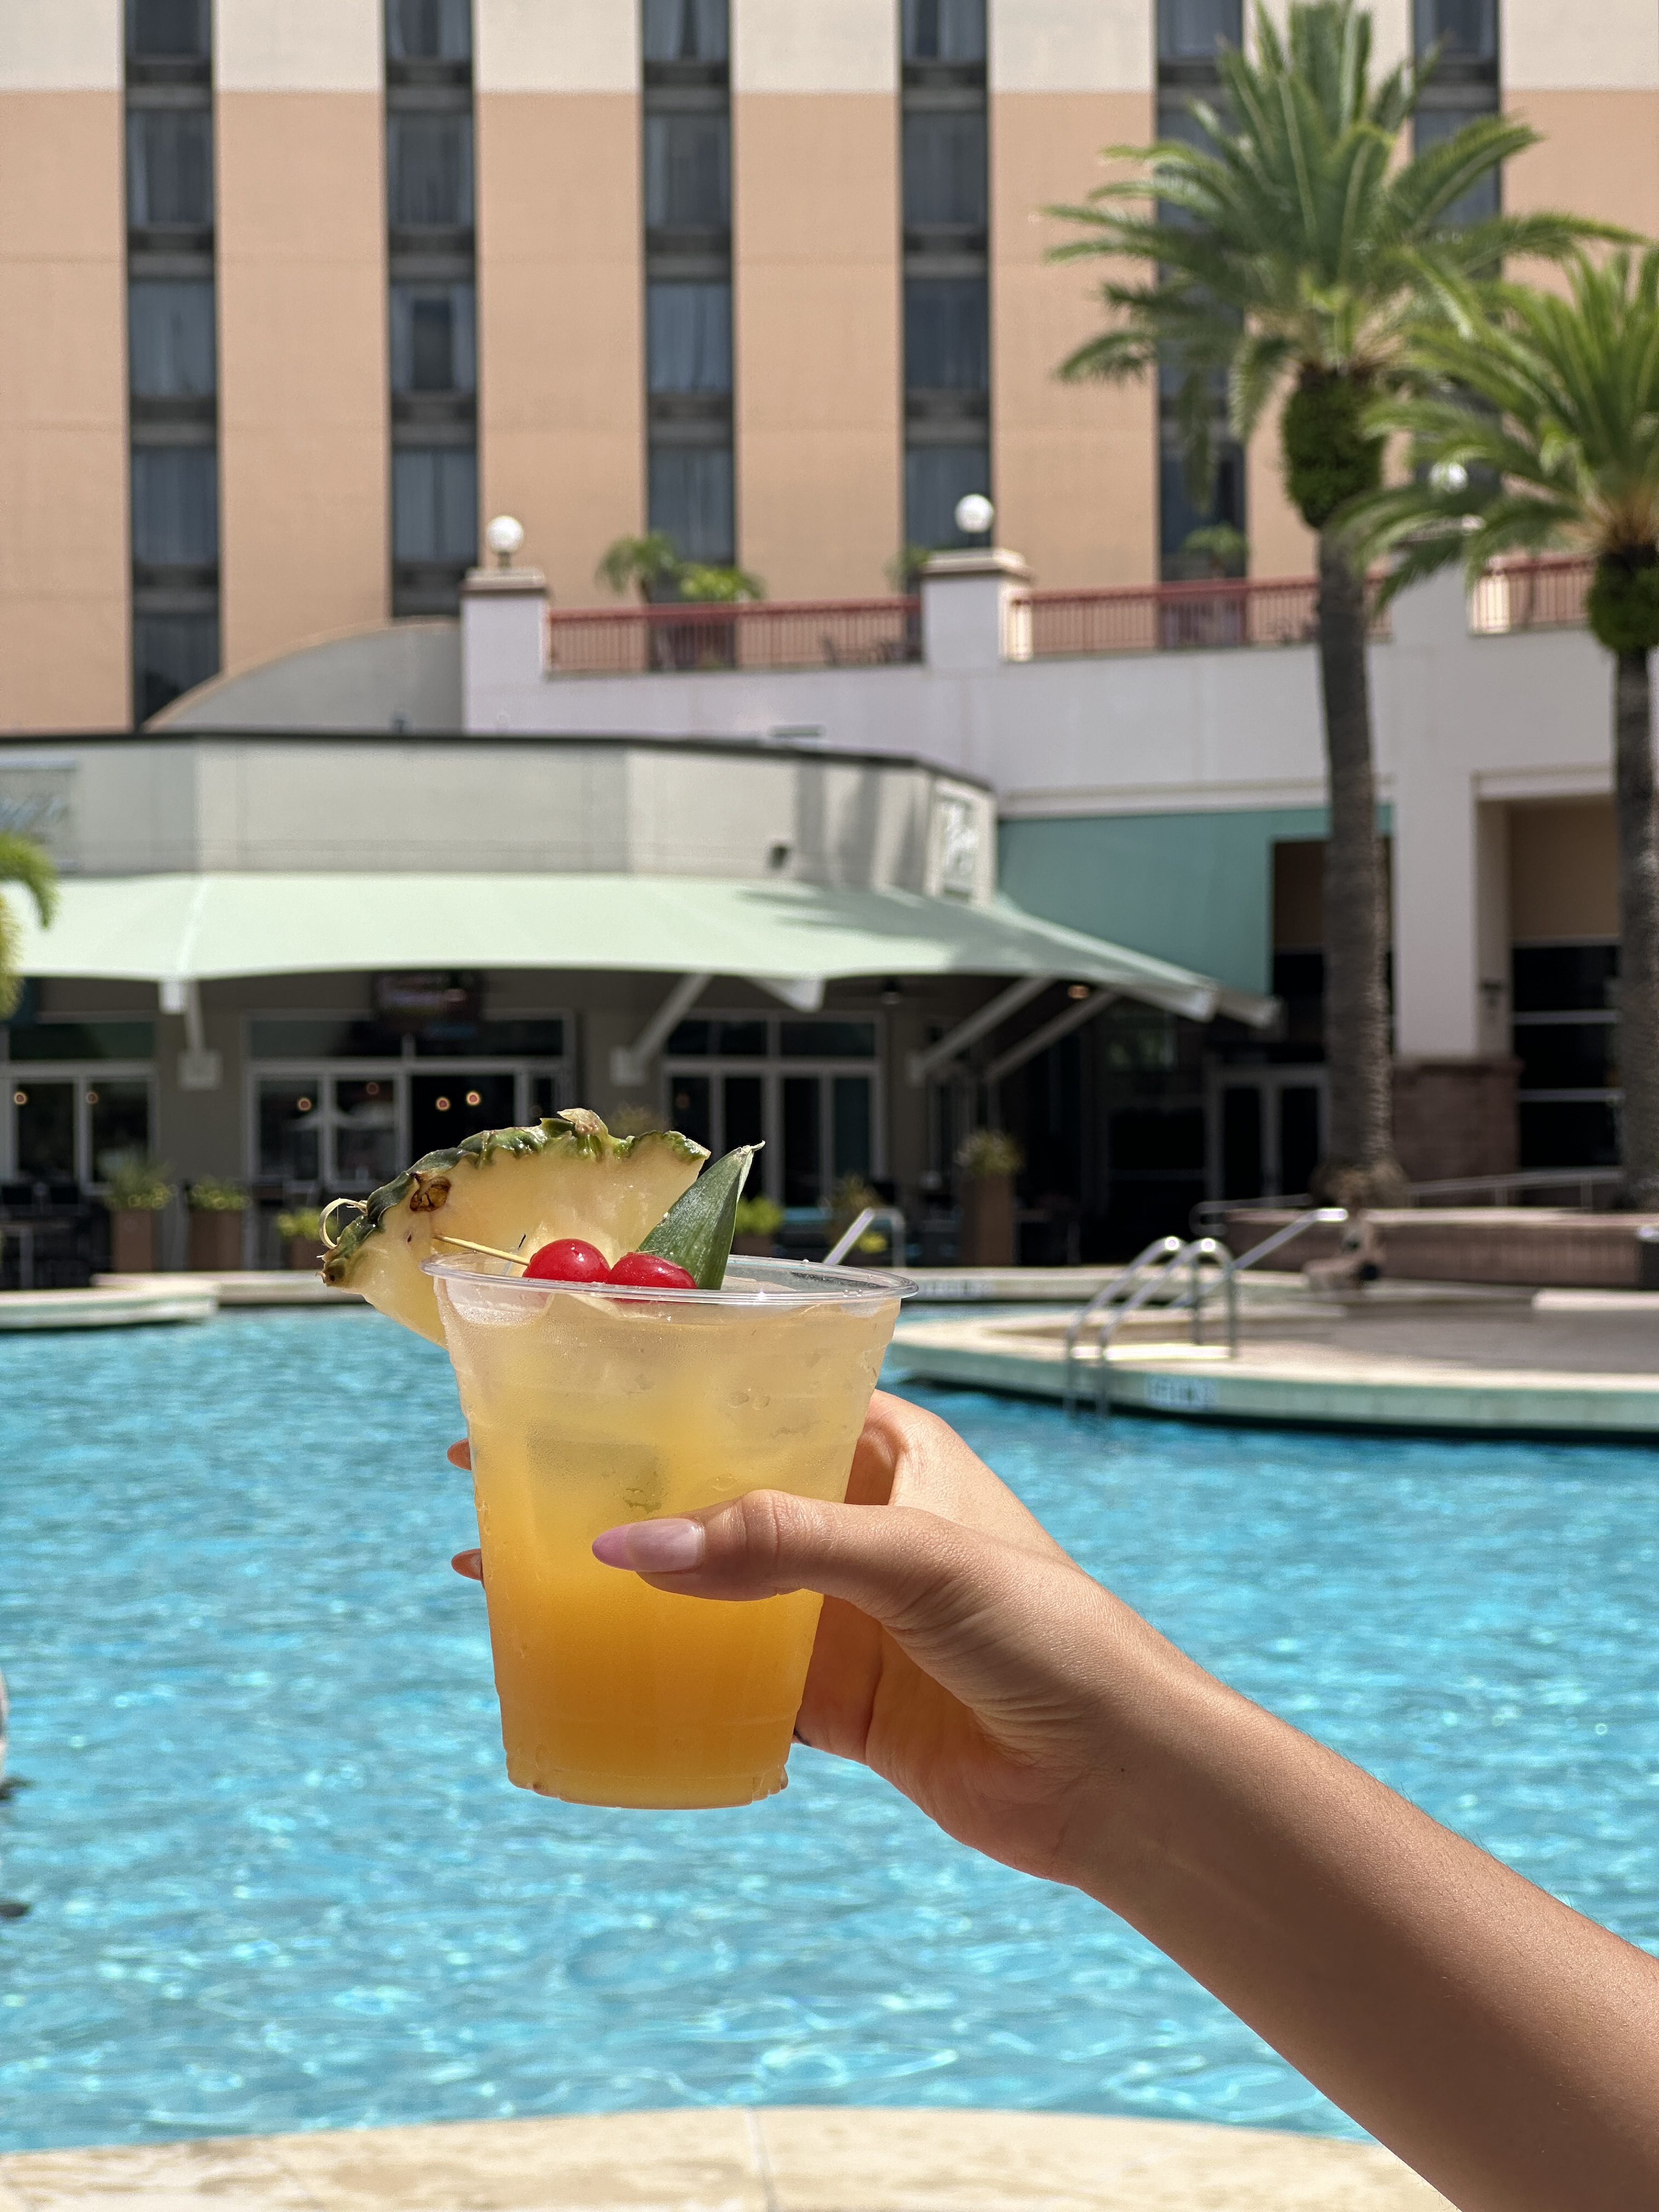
[639,1144,760,1289]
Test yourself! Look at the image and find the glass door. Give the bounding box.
[1206,1066,1328,1200]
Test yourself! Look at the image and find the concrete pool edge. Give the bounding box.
[888,1317,1659,1438]
[0,2107,1449,2210]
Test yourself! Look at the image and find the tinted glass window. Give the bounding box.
[258,1080,322,1182]
[905,276,988,391]
[133,613,217,720]
[668,1072,712,1150]
[390,283,476,393]
[647,281,733,393]
[781,1022,877,1058]
[8,1023,155,1063]
[642,0,729,62]
[1511,944,1620,1014]
[781,1074,821,1206]
[905,443,989,550]
[14,1082,75,1181]
[126,110,213,227]
[832,1075,872,1180]
[387,114,474,227]
[1158,0,1242,60]
[386,0,472,59]
[1414,0,1497,62]
[90,1081,153,1177]
[128,280,216,397]
[902,111,986,227]
[644,114,731,229]
[902,0,986,62]
[392,448,478,563]
[647,444,734,562]
[128,0,209,58]
[131,446,217,563]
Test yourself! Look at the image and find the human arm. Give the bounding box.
[550,1392,1659,2212]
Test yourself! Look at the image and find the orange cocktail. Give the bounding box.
[428,1256,905,1808]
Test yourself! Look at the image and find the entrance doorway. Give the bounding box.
[410,1071,518,1159]
[1206,1066,1327,1200]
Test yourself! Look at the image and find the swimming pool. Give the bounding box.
[2,1309,1656,2152]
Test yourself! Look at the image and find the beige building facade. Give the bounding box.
[2,0,1658,733]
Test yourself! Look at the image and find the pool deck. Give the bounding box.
[0,2111,1448,2211]
[890,1278,1659,1436]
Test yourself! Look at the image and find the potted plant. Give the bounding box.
[100,1153,174,1273]
[955,1128,1023,1268]
[275,1206,324,1273]
[187,1177,247,1271]
[732,1193,784,1258]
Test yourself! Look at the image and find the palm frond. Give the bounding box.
[0,832,58,927]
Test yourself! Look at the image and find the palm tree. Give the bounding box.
[1048,0,1593,1203]
[1351,251,1659,1206]
[0,831,58,1017]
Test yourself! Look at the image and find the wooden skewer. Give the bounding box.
[433,1232,528,1268]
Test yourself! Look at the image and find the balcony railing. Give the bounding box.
[544,596,922,676]
[1024,575,1322,657]
[1469,555,1594,636]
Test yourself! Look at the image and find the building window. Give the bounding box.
[387,115,475,230]
[902,0,985,64]
[386,0,472,61]
[390,283,476,395]
[131,447,218,566]
[126,110,213,227]
[662,1013,882,1209]
[1414,0,1500,225]
[392,449,479,565]
[642,0,729,61]
[901,0,989,555]
[1512,941,1619,1169]
[904,276,988,393]
[1155,1,1246,580]
[386,2,477,616]
[1157,0,1242,62]
[128,280,216,398]
[642,0,734,575]
[126,1,217,721]
[126,0,209,61]
[647,281,733,394]
[647,445,734,563]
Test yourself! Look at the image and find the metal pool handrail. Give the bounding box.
[1065,1207,1348,1413]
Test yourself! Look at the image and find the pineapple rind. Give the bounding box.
[322,1115,708,1342]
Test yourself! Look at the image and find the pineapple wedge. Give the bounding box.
[321,1107,707,1343]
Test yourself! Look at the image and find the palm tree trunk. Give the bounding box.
[1613,647,1659,1209]
[1312,531,1406,1205]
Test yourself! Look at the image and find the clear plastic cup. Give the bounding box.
[425,1254,912,1809]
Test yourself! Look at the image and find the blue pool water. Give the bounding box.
[3,1308,1658,2152]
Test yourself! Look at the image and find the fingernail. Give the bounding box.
[592,1518,706,1572]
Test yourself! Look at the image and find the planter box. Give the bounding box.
[286,1235,326,1272]
[731,1233,776,1257]
[1223,1206,1659,1290]
[958,1175,1016,1268]
[189,1209,246,1272]
[109,1209,158,1273]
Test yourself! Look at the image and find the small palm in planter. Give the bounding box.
[732,1193,784,1258]
[187,1178,247,1272]
[956,1129,1024,1268]
[276,1206,324,1273]
[101,1153,174,1274]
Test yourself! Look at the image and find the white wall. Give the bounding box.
[464,566,1625,1063]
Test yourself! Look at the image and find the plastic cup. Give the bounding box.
[425,1254,911,1809]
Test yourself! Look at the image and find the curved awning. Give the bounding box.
[16,872,1277,1027]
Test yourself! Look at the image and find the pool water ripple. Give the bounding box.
[2,1310,1657,2148]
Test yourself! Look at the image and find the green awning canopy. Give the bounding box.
[16,872,1276,1026]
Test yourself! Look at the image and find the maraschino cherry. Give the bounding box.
[522,1238,611,1282]
[606,1251,697,1289]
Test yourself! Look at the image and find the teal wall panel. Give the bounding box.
[998,808,1330,996]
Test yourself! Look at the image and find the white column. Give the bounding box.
[919,549,1032,673]
[461,567,548,732]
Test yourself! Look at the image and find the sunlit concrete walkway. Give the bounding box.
[891,1280,1659,1435]
[0,2111,1448,2211]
